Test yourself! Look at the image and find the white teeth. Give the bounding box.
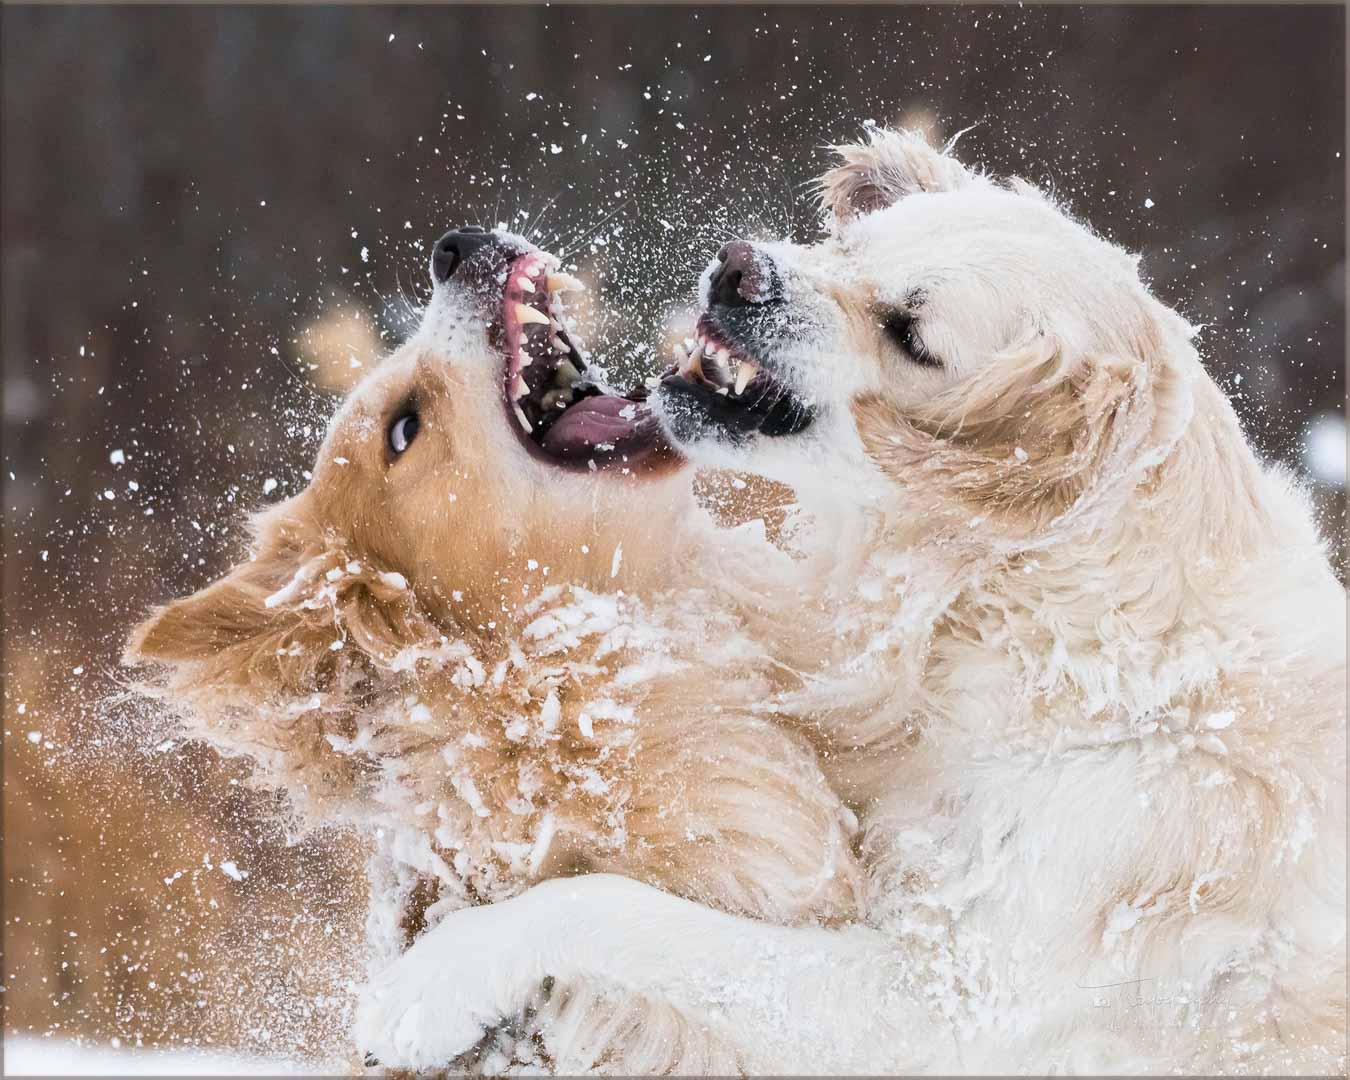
[734,360,758,395]
[550,336,569,353]
[515,303,550,326]
[515,276,535,293]
[546,272,585,293]
[717,386,729,395]
[519,353,533,368]
[510,374,530,400]
[513,403,533,432]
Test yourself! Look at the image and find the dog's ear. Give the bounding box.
[127,499,318,667]
[853,323,1194,539]
[819,127,976,221]
[129,556,284,668]
[127,502,439,700]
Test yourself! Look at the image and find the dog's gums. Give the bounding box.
[499,252,670,472]
[658,313,816,442]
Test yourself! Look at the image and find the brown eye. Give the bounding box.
[884,311,941,368]
[389,411,420,455]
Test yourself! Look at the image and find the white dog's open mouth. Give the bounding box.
[658,313,815,440]
[498,251,675,474]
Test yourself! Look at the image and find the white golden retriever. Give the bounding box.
[358,129,1346,1074]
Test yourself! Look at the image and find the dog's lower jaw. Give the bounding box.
[652,383,755,452]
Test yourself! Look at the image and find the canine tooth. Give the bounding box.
[550,336,569,353]
[519,352,533,368]
[515,303,550,326]
[515,276,535,293]
[733,360,758,395]
[510,374,530,400]
[717,386,729,395]
[513,403,533,432]
[546,272,585,293]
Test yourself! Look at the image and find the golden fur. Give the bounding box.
[127,280,861,1071]
[128,131,1345,1074]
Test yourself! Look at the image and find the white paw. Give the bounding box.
[356,973,490,1070]
[354,899,554,1070]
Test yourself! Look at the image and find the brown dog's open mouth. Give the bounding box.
[500,251,673,473]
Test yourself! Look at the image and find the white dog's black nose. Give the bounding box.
[709,240,776,307]
[432,226,494,283]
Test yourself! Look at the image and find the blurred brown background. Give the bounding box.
[3,4,1344,1062]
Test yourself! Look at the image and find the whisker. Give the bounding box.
[525,192,562,243]
[556,198,634,263]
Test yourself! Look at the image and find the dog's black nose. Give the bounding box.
[432,227,494,283]
[709,240,776,308]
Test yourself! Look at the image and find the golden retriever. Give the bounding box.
[364,133,1345,1074]
[127,228,861,1073]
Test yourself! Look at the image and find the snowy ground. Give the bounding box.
[2,1036,348,1076]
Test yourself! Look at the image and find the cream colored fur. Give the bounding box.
[362,131,1345,1074]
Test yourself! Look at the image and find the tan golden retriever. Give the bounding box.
[127,229,861,1073]
[360,133,1345,1074]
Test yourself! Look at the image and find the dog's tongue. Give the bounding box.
[540,393,660,462]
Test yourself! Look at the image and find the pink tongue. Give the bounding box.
[539,394,648,459]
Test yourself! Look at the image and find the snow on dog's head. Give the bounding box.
[653,126,1197,539]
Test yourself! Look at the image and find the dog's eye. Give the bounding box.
[388,411,420,455]
[883,311,940,368]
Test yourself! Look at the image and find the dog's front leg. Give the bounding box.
[356,873,945,1075]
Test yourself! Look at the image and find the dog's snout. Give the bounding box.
[709,240,777,308]
[432,227,495,284]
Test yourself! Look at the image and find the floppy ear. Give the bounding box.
[127,502,446,810]
[853,324,1194,539]
[819,127,977,220]
[127,502,440,701]
[128,551,290,665]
